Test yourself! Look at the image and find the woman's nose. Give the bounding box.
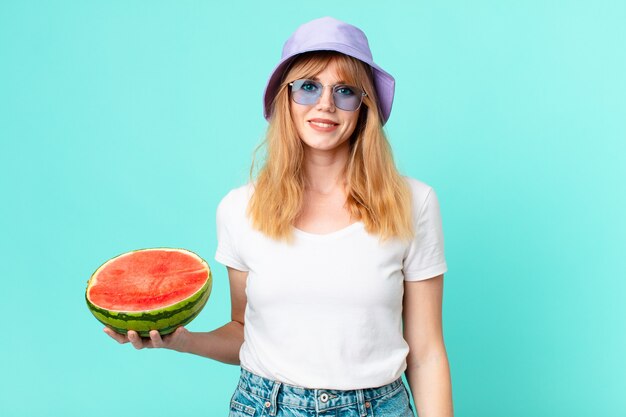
[315,86,336,112]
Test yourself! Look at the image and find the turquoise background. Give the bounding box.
[1,1,624,416]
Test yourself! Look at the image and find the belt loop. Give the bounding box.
[356,389,367,417]
[269,380,282,416]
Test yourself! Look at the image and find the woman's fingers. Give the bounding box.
[149,330,164,348]
[127,330,147,349]
[103,327,129,344]
[103,327,176,350]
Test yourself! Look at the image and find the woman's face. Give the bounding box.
[289,60,360,154]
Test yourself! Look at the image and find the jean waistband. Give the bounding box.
[237,368,404,414]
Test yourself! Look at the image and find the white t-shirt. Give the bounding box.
[214,177,447,390]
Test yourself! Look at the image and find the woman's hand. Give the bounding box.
[103,326,190,352]
[100,267,248,364]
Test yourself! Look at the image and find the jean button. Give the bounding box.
[264,401,271,408]
[319,393,329,403]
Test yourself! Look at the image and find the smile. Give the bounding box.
[309,121,337,128]
[307,119,340,132]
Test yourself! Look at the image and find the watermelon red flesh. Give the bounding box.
[88,250,208,312]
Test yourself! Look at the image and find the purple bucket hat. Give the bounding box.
[263,17,395,125]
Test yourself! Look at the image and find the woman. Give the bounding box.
[106,16,454,417]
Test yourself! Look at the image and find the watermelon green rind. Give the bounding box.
[86,248,212,336]
[99,301,206,337]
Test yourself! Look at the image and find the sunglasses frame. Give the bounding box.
[288,79,367,112]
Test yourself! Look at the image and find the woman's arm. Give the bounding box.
[105,266,248,365]
[402,274,454,417]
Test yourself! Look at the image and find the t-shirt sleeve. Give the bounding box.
[402,187,448,281]
[214,191,249,272]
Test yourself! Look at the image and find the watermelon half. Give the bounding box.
[86,248,212,337]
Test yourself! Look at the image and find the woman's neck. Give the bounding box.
[302,145,349,194]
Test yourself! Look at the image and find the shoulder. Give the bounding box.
[217,183,255,210]
[216,183,255,225]
[403,176,433,198]
[402,176,436,216]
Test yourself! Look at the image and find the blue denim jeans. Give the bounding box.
[229,368,415,417]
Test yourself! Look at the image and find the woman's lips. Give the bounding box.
[308,118,339,132]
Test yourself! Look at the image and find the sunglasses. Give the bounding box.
[288,79,367,112]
